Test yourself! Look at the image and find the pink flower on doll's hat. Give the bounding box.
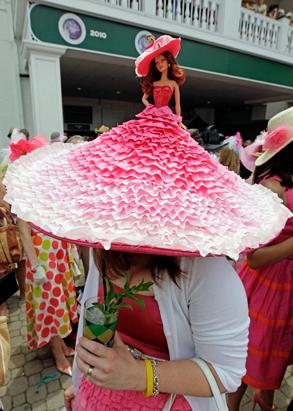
[9,134,48,162]
[135,35,181,77]
[255,106,293,166]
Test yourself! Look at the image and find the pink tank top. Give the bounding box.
[98,283,169,360]
[153,85,173,108]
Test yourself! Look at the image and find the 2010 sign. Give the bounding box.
[90,30,107,39]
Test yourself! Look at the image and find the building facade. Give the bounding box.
[1,0,293,145]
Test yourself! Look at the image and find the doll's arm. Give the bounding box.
[174,83,187,130]
[142,93,151,107]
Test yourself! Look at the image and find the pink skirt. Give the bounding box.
[239,258,293,389]
[74,376,192,411]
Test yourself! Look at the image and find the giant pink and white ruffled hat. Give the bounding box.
[3,108,290,260]
[135,35,181,77]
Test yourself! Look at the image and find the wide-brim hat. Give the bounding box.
[95,125,110,134]
[255,107,293,166]
[202,140,228,152]
[4,106,290,260]
[9,134,48,162]
[240,133,265,172]
[135,35,181,77]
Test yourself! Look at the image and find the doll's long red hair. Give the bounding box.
[140,51,185,96]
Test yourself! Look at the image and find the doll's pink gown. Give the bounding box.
[238,177,293,390]
[73,87,192,410]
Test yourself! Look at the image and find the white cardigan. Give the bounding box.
[73,253,249,411]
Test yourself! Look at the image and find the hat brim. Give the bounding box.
[255,137,293,166]
[240,142,263,172]
[202,141,228,152]
[136,38,181,77]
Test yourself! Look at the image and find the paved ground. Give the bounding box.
[1,293,292,410]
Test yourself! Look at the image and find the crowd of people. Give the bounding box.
[242,0,293,24]
[0,33,292,411]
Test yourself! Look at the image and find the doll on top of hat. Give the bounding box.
[136,34,187,130]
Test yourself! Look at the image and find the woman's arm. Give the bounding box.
[18,218,38,266]
[247,237,293,268]
[247,177,292,268]
[142,93,150,107]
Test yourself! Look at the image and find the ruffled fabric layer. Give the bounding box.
[74,376,191,410]
[4,105,291,259]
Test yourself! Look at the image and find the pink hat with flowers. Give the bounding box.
[9,134,48,162]
[240,132,266,172]
[255,106,293,166]
[135,35,181,77]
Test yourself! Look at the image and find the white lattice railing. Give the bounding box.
[156,0,220,31]
[287,26,293,53]
[239,7,281,50]
[101,0,143,12]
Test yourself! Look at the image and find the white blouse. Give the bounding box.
[73,253,249,411]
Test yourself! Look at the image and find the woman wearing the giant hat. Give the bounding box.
[229,107,293,411]
[3,35,291,410]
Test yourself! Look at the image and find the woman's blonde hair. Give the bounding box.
[219,147,240,174]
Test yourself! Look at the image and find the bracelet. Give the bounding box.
[151,359,160,397]
[144,359,153,397]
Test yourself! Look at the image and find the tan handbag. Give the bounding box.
[0,316,10,385]
[162,358,228,411]
[0,207,23,265]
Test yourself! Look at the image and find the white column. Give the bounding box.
[217,0,242,38]
[23,41,66,138]
[0,0,23,147]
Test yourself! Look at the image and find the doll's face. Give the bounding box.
[154,54,169,73]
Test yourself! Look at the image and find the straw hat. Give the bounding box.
[255,107,293,166]
[135,35,181,77]
[95,125,110,134]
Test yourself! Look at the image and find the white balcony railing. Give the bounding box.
[155,0,220,32]
[100,0,292,57]
[287,26,293,53]
[101,0,143,11]
[239,7,280,49]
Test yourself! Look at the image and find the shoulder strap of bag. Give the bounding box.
[191,358,228,411]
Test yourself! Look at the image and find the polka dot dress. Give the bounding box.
[25,230,78,349]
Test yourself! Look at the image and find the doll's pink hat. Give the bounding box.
[255,107,293,166]
[240,133,265,172]
[135,35,181,77]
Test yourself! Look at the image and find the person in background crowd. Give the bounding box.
[267,4,279,19]
[67,135,87,144]
[19,128,29,139]
[219,134,242,174]
[242,0,257,11]
[50,131,67,143]
[95,125,110,138]
[228,107,293,411]
[0,303,10,411]
[255,0,267,16]
[8,135,78,376]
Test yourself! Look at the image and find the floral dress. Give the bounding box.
[25,230,78,349]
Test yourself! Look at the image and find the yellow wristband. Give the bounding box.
[144,359,153,397]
